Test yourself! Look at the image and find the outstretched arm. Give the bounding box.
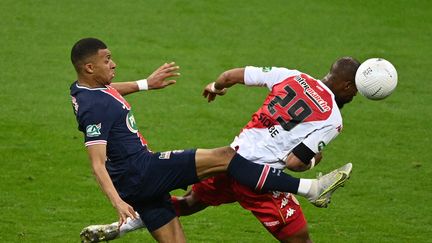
[86,144,137,225]
[111,62,180,96]
[202,68,245,102]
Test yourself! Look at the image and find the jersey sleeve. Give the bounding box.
[78,102,115,147]
[302,125,341,154]
[244,66,300,90]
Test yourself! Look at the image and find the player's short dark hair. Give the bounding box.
[331,57,361,83]
[71,38,107,71]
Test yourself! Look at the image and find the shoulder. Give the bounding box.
[244,66,302,89]
[70,83,112,113]
[245,66,300,77]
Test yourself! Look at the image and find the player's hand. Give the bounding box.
[202,82,227,102]
[147,62,180,90]
[114,199,138,226]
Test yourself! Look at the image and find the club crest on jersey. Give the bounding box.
[86,123,101,137]
[262,67,272,72]
[126,111,138,133]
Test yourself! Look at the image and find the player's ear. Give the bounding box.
[84,63,95,74]
[344,80,355,90]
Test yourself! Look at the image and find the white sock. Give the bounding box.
[119,216,145,236]
[297,179,313,197]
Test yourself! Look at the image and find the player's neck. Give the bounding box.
[321,74,332,89]
[77,76,106,89]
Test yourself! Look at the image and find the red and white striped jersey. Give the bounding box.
[230,66,343,169]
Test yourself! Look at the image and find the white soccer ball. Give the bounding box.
[355,58,398,100]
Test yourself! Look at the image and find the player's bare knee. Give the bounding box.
[213,146,236,161]
[195,146,237,178]
[280,226,311,243]
[209,146,236,169]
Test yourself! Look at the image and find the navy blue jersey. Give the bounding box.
[70,82,199,228]
[70,82,150,181]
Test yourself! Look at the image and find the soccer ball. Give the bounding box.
[355,58,398,100]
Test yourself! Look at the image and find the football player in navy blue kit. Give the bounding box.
[70,38,352,242]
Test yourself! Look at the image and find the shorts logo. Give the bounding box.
[272,191,282,198]
[86,123,101,137]
[286,208,296,218]
[263,221,280,227]
[281,197,289,209]
[159,151,171,159]
[126,111,138,133]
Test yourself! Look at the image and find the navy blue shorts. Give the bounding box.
[131,193,176,232]
[121,149,199,232]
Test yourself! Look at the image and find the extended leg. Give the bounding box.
[80,192,209,243]
[150,217,185,243]
[194,147,353,207]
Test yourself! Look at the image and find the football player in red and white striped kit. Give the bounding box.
[191,58,358,242]
[81,57,359,243]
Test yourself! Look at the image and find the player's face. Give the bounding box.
[335,81,358,108]
[92,49,116,85]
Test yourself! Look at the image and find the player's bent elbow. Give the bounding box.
[285,154,310,172]
[286,163,309,172]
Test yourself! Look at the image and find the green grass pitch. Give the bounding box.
[0,0,431,242]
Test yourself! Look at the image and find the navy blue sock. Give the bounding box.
[227,153,300,193]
